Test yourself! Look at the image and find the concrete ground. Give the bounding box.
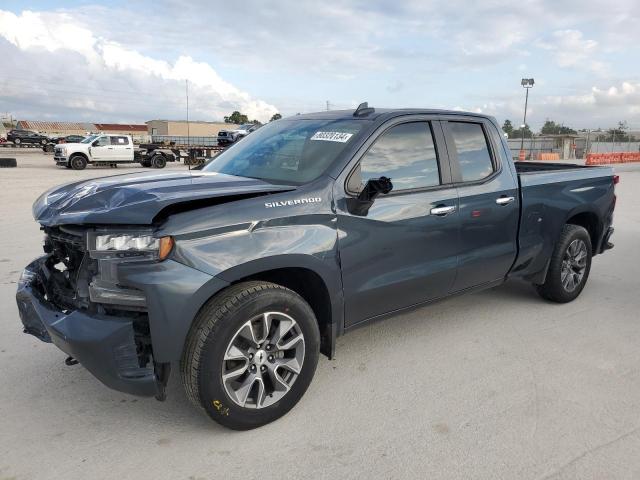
[1,150,639,480]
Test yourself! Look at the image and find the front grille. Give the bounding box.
[47,227,85,250]
[42,227,93,310]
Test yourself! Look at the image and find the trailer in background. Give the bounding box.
[136,136,227,167]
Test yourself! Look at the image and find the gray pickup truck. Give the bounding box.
[16,104,616,430]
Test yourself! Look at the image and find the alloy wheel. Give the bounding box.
[221,312,305,409]
[561,239,588,292]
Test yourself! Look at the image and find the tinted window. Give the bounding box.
[359,122,440,191]
[110,136,129,145]
[449,122,494,182]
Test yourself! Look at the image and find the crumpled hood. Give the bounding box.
[33,170,294,226]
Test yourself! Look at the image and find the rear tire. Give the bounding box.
[151,154,166,169]
[70,154,87,170]
[181,281,320,430]
[535,224,592,303]
[44,144,54,153]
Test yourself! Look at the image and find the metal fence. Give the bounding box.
[507,130,640,160]
[506,138,575,160]
[587,141,640,153]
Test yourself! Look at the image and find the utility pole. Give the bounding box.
[186,79,190,170]
[520,78,534,155]
[186,79,190,144]
[326,100,330,111]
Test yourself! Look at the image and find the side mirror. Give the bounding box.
[357,176,393,202]
[346,176,393,216]
[92,141,100,147]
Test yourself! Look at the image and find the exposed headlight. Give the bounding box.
[93,234,174,260]
[96,234,158,251]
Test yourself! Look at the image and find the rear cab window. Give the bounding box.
[110,136,129,145]
[447,122,495,182]
[351,121,441,193]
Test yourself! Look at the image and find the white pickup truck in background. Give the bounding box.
[54,134,136,170]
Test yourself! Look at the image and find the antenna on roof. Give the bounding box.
[353,102,375,117]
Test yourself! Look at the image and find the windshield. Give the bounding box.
[203,119,363,184]
[81,135,99,144]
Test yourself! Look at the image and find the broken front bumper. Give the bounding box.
[16,256,158,397]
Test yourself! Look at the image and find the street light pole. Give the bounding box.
[520,78,534,157]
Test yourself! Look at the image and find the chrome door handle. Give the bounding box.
[496,196,515,205]
[430,205,456,216]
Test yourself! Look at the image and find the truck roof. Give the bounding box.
[289,107,494,122]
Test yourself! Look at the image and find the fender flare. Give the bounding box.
[216,253,344,357]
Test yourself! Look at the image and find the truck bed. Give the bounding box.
[514,161,592,173]
[510,161,615,284]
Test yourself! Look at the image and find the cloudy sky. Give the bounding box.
[0,0,638,129]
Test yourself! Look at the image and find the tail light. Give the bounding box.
[613,175,620,185]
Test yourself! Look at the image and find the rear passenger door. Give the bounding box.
[335,118,460,327]
[442,118,519,292]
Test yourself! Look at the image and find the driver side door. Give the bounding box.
[335,118,460,328]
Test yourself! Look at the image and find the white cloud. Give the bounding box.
[468,81,640,129]
[0,2,638,127]
[536,29,607,73]
[0,10,277,122]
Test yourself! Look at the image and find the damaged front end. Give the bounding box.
[16,225,171,399]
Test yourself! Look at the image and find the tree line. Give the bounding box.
[224,111,282,125]
[502,119,636,142]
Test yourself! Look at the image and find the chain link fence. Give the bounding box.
[507,127,640,160]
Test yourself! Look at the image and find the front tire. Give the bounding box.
[536,224,592,303]
[70,154,87,170]
[181,281,320,430]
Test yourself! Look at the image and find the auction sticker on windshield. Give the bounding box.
[310,131,354,142]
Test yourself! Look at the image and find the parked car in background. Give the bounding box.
[53,134,135,169]
[217,123,260,145]
[43,135,86,153]
[7,129,50,146]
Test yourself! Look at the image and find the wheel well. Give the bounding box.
[236,268,333,358]
[566,212,600,253]
[70,152,88,160]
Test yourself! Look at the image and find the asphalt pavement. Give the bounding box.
[1,151,639,480]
